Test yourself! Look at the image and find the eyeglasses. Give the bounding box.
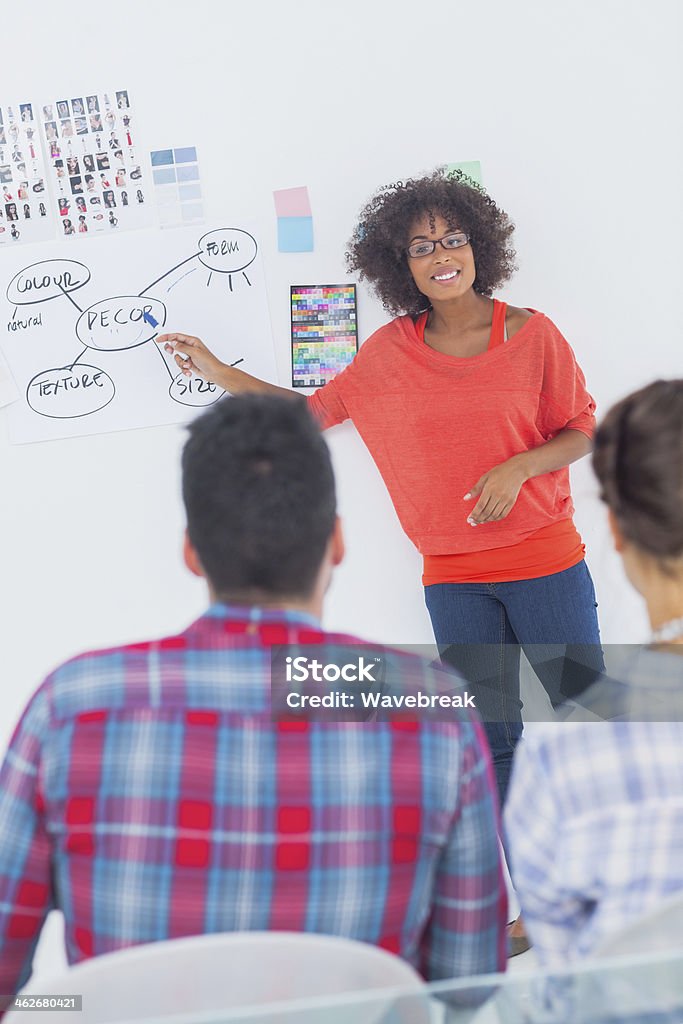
[406,231,470,259]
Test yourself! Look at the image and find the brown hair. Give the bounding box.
[593,380,683,568]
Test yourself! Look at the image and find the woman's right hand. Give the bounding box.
[156,333,227,384]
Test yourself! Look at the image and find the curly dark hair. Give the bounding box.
[346,168,517,317]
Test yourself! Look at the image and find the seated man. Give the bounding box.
[0,396,506,995]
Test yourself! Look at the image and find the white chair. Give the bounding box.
[8,931,428,1024]
[595,890,683,958]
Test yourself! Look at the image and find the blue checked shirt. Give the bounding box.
[0,604,506,995]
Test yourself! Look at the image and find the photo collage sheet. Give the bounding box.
[0,102,52,247]
[41,89,152,238]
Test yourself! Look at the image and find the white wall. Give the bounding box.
[1,0,682,974]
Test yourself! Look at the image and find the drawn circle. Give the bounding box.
[169,372,224,408]
[75,295,166,351]
[198,229,257,274]
[7,259,91,306]
[26,365,115,419]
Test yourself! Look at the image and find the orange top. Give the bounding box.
[422,519,585,584]
[307,301,595,570]
[417,303,585,583]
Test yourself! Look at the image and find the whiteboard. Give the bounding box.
[0,222,277,443]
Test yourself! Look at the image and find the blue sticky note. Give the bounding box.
[278,216,314,253]
[151,149,174,166]
[174,146,197,163]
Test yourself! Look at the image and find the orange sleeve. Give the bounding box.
[305,329,378,430]
[306,375,351,430]
[537,318,596,440]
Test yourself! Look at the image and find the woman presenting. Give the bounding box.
[157,170,602,806]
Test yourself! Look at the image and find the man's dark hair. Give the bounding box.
[182,395,336,600]
[346,168,517,317]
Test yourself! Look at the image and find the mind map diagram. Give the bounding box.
[4,227,260,429]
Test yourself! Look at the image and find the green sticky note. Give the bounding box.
[446,161,483,186]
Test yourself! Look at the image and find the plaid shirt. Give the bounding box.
[505,647,683,966]
[0,604,506,994]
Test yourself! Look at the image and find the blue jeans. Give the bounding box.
[425,560,603,806]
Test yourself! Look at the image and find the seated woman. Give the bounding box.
[505,379,683,965]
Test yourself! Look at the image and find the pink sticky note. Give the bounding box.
[273,186,312,218]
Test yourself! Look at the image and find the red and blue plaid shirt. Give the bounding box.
[0,604,506,994]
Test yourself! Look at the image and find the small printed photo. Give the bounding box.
[100,172,111,188]
[116,90,130,109]
[31,178,45,193]
[11,144,23,163]
[87,95,99,113]
[44,121,58,141]
[130,165,142,181]
[96,153,110,170]
[5,202,18,220]
[89,113,103,132]
[71,98,85,116]
[78,214,88,233]
[10,223,20,239]
[63,217,75,235]
[0,164,11,183]
[108,132,120,149]
[108,209,118,227]
[15,162,26,176]
[75,117,88,136]
[20,103,33,122]
[17,181,28,199]
[105,110,116,129]
[49,141,60,159]
[58,197,70,215]
[60,119,73,137]
[120,189,129,206]
[121,113,131,128]
[103,189,116,208]
[42,104,54,121]
[69,176,83,194]
[84,174,96,192]
[115,167,126,187]
[82,154,95,173]
[89,194,101,205]
[76,195,86,213]
[66,156,80,175]
[135,188,144,204]
[23,203,31,219]
[38,201,46,216]
[54,159,65,177]
[56,100,70,119]
[113,148,123,163]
